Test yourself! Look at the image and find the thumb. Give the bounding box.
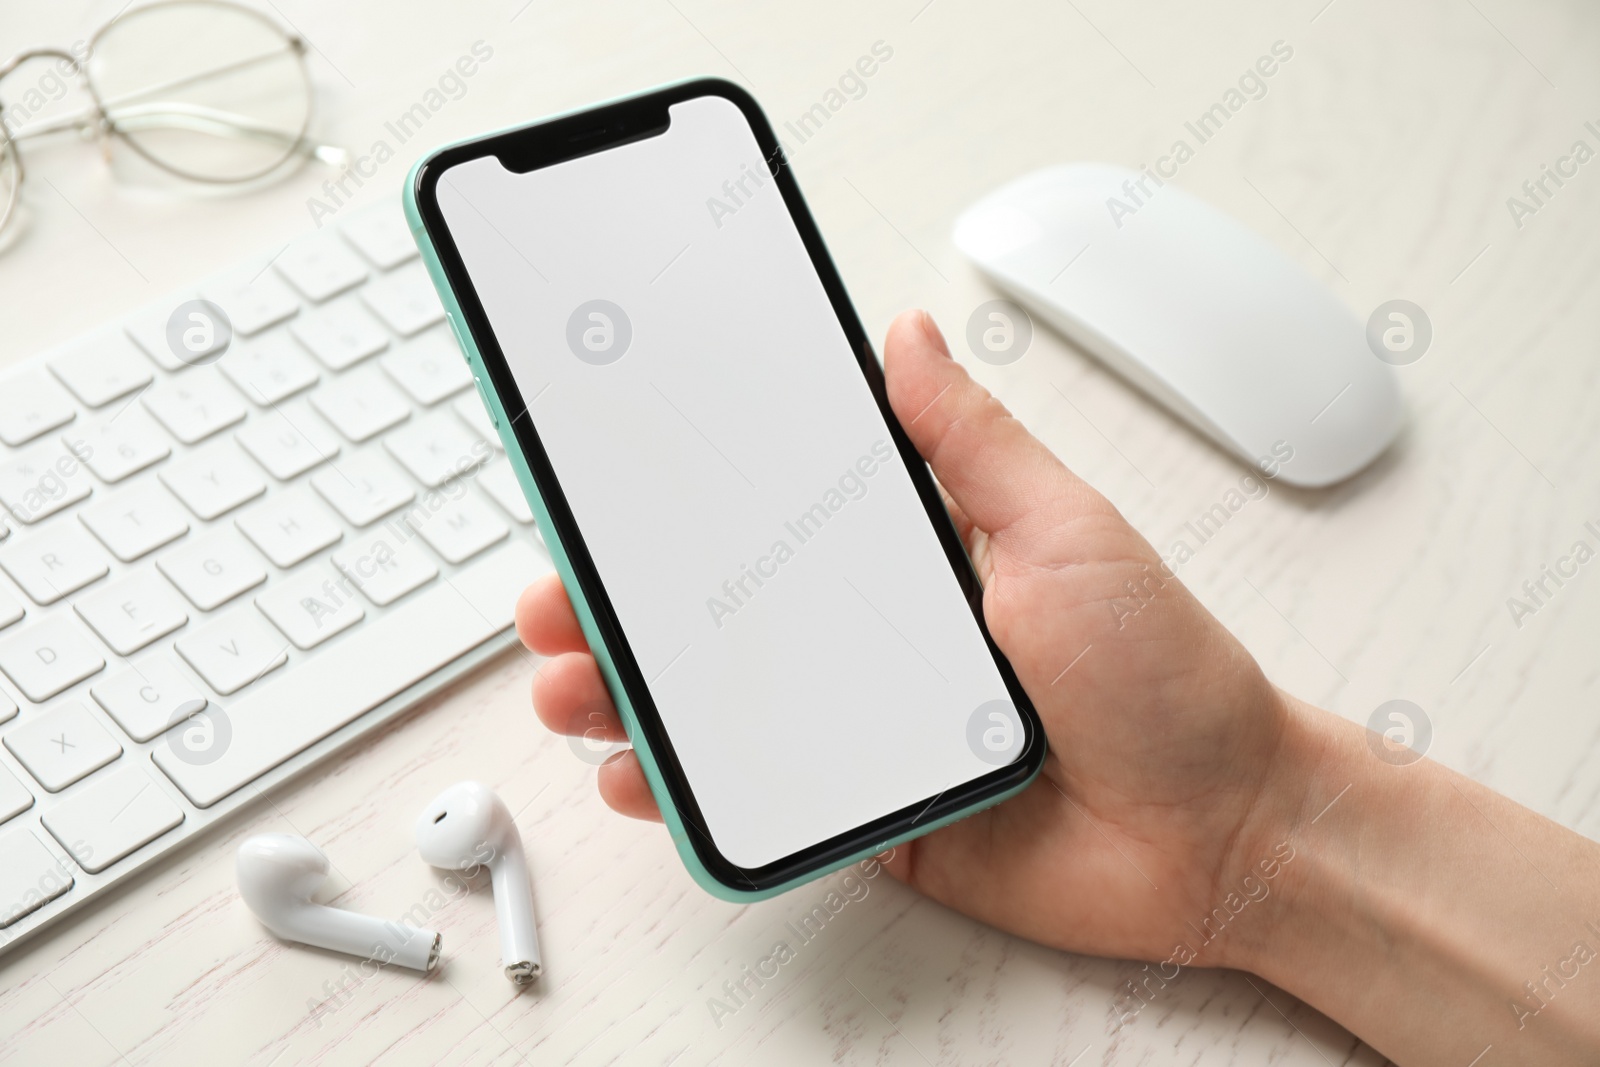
[883,310,1110,551]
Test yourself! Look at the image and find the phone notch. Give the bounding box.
[495,105,671,174]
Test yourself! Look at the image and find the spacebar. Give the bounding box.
[154,541,548,808]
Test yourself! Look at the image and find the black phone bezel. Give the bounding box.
[410,78,1046,893]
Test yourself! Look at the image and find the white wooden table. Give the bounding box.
[2,0,1597,1063]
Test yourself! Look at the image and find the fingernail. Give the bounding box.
[917,310,952,358]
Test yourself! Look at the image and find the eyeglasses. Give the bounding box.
[0,0,343,237]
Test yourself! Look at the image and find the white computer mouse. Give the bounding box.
[952,163,1403,488]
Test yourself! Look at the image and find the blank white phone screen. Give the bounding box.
[436,94,1022,869]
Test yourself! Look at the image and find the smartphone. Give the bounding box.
[404,79,1045,900]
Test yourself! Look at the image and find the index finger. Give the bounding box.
[515,572,590,656]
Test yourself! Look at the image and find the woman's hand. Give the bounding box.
[516,310,1600,1064]
[515,309,1306,968]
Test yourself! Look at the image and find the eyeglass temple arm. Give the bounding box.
[7,42,304,141]
[11,101,341,163]
[112,102,345,163]
[5,42,340,163]
[98,40,307,113]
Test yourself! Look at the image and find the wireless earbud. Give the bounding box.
[236,833,441,972]
[415,781,542,985]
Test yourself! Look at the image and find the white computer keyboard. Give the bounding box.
[0,200,552,955]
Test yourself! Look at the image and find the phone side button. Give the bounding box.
[444,310,472,362]
[473,376,499,428]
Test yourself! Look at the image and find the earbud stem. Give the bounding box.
[490,836,542,984]
[266,904,441,973]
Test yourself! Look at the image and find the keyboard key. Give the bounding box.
[160,442,267,520]
[384,410,487,488]
[0,764,31,823]
[0,828,73,927]
[0,526,110,605]
[381,330,472,405]
[174,605,288,695]
[92,658,209,742]
[155,539,547,807]
[256,565,365,649]
[62,407,171,484]
[74,571,189,655]
[0,589,22,631]
[235,488,342,567]
[360,261,445,337]
[4,701,122,792]
[408,493,508,564]
[0,688,15,724]
[42,765,184,874]
[133,295,231,369]
[48,334,153,408]
[79,484,190,562]
[125,297,200,372]
[333,528,438,606]
[291,299,389,371]
[452,393,500,450]
[0,370,77,447]
[311,366,410,442]
[202,264,301,336]
[341,208,418,269]
[477,460,534,524]
[274,234,368,302]
[219,332,319,405]
[235,401,339,481]
[142,368,247,444]
[158,529,268,611]
[311,453,415,527]
[0,617,106,702]
[0,440,95,524]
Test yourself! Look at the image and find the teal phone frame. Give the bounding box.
[402,78,1046,901]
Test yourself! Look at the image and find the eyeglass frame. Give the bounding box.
[0,0,332,234]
